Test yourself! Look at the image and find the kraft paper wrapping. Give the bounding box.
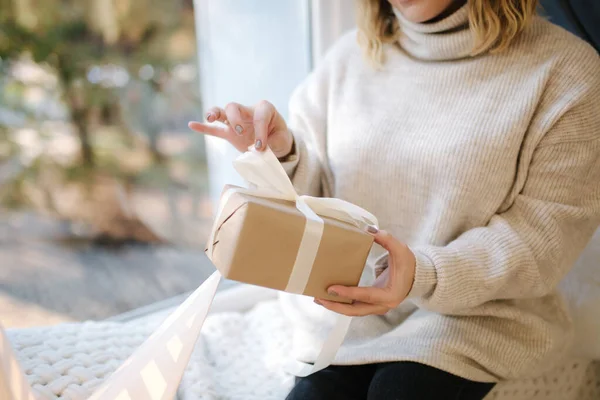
[0,147,378,399]
[209,188,374,303]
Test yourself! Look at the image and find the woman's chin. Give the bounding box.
[390,0,455,23]
[395,6,436,23]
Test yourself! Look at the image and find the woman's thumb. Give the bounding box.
[368,227,397,251]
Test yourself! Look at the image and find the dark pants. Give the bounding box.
[286,362,495,400]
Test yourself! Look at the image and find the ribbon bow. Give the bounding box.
[233,147,377,229]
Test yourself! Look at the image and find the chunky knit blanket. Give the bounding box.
[6,299,600,400]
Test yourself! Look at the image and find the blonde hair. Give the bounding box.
[357,0,538,64]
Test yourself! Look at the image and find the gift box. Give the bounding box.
[208,185,374,303]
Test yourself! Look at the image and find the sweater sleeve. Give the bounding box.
[279,32,357,197]
[281,69,329,197]
[407,84,600,315]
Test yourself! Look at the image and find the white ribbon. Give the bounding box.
[0,147,378,399]
[1,273,222,400]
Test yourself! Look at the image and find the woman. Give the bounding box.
[189,0,600,398]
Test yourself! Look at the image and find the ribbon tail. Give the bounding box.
[89,271,222,400]
[285,263,376,377]
[284,314,352,377]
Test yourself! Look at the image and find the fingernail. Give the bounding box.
[235,125,243,135]
[327,290,338,297]
[314,299,322,305]
[255,139,262,149]
[205,112,212,121]
[367,225,379,234]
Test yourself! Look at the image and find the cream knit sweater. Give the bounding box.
[278,5,600,382]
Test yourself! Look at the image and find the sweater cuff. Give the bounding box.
[406,248,437,300]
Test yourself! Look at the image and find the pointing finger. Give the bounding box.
[188,121,228,138]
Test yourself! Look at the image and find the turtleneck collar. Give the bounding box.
[393,4,473,61]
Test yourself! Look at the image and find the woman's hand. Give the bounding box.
[315,227,416,316]
[188,100,294,158]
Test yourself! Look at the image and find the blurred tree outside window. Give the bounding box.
[0,0,215,327]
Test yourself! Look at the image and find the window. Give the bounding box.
[194,0,312,207]
[0,0,355,328]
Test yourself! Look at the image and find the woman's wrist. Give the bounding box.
[277,132,296,162]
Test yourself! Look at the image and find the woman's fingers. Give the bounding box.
[205,107,227,124]
[326,285,396,308]
[318,230,416,317]
[315,299,389,317]
[188,121,229,138]
[370,229,402,252]
[189,103,255,151]
[224,102,255,137]
[253,100,276,150]
[190,100,287,154]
